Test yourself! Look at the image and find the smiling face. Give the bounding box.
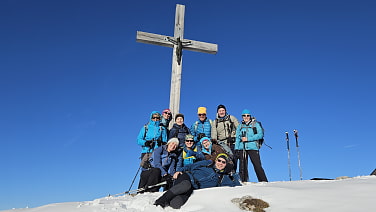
[202,139,211,149]
[185,139,194,148]
[217,108,226,118]
[167,142,177,152]
[175,117,184,125]
[198,113,206,121]
[215,157,227,170]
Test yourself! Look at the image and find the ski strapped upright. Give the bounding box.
[294,129,303,180]
[285,131,292,181]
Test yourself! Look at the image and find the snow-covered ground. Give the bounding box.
[2,176,375,212]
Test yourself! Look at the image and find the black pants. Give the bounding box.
[155,173,193,209]
[238,150,268,182]
[138,168,161,192]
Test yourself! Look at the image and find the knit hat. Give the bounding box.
[185,134,194,141]
[217,104,226,112]
[197,107,207,114]
[216,153,229,162]
[167,137,179,146]
[241,109,251,115]
[175,113,184,120]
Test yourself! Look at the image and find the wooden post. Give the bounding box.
[136,4,218,128]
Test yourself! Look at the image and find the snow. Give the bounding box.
[2,176,375,212]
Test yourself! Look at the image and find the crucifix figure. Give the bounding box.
[136,4,218,127]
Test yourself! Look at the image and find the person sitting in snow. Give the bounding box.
[176,134,205,172]
[200,136,227,161]
[154,153,241,209]
[138,138,179,192]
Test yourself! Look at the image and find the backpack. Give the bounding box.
[140,124,165,168]
[240,118,271,149]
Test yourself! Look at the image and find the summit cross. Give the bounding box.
[136,4,218,126]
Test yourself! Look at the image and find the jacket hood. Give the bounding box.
[150,111,161,119]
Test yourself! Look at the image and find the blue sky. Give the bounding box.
[1,0,375,210]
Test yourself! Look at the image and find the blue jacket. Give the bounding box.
[150,145,178,176]
[180,160,241,189]
[169,123,190,148]
[137,111,167,153]
[190,118,212,142]
[176,145,205,172]
[235,120,264,150]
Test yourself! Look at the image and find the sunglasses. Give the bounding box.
[198,114,206,116]
[152,116,161,119]
[217,159,226,164]
[185,140,194,143]
[164,112,171,115]
[242,115,251,117]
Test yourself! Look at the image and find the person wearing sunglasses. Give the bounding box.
[190,107,212,143]
[137,111,168,190]
[235,109,268,183]
[155,153,241,209]
[161,108,172,133]
[176,134,205,172]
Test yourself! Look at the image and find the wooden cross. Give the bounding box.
[136,4,218,126]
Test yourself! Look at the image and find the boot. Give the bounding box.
[154,190,176,208]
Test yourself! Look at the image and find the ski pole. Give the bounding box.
[294,129,303,180]
[127,165,142,193]
[110,181,167,197]
[285,131,292,181]
[243,142,248,182]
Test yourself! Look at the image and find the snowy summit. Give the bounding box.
[2,176,375,212]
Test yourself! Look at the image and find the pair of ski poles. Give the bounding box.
[285,130,302,181]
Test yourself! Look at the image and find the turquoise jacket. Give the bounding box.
[235,120,264,150]
[137,111,167,153]
[190,118,212,142]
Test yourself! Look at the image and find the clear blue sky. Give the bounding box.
[1,0,375,210]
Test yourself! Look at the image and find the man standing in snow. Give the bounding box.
[211,104,239,163]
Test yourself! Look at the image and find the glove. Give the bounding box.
[157,140,166,146]
[227,137,235,145]
[161,174,173,184]
[145,140,153,147]
[186,150,196,157]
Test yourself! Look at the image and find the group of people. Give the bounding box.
[136,104,268,209]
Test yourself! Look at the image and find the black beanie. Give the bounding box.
[175,113,184,121]
[217,104,226,112]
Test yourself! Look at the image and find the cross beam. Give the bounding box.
[136,4,218,126]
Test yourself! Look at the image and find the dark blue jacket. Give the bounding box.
[169,123,190,148]
[150,145,178,176]
[180,160,241,189]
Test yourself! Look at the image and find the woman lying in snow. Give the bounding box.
[154,153,241,209]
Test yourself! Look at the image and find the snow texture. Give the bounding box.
[2,176,375,212]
